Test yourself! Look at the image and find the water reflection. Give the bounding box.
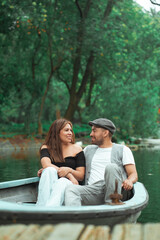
[0,147,160,223]
[0,149,41,181]
[133,149,160,223]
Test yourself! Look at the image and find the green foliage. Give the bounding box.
[0,0,160,140]
[73,124,90,136]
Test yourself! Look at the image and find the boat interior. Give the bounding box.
[0,178,134,205]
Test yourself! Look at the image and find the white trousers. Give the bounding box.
[36,167,72,207]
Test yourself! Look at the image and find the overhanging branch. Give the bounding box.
[75,0,83,18]
[103,0,116,22]
[57,71,71,93]
[150,0,160,6]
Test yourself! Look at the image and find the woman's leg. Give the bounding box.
[46,177,72,207]
[36,167,58,206]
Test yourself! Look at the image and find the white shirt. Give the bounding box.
[86,145,135,185]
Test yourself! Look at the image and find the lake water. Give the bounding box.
[133,148,160,223]
[0,147,160,223]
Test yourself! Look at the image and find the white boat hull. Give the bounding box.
[0,177,149,227]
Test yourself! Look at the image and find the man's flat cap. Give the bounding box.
[89,118,116,134]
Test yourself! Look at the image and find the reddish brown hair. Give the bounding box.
[42,119,75,162]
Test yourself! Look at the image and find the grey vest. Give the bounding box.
[84,143,127,185]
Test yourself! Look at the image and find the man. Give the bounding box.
[64,118,138,206]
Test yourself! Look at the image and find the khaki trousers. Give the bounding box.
[65,163,124,206]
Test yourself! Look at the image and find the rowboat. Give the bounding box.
[0,177,149,227]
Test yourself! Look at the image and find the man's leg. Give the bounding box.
[65,182,105,206]
[104,163,123,203]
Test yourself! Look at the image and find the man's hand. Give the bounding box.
[122,179,133,190]
[58,167,71,177]
[37,168,43,177]
[123,164,138,190]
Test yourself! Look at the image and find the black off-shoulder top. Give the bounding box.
[40,148,85,170]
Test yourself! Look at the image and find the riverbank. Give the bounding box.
[0,135,44,151]
[0,135,90,151]
[1,135,160,152]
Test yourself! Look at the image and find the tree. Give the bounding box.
[56,0,119,120]
[150,0,160,6]
[1,0,160,140]
[81,0,160,139]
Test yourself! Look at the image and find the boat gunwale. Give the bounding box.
[0,177,39,189]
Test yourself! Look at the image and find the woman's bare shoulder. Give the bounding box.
[41,145,48,150]
[72,143,83,154]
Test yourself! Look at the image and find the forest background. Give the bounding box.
[1,0,160,143]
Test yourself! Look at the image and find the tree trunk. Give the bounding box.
[37,29,62,135]
[37,71,53,135]
[64,96,78,121]
[64,51,94,120]
[63,0,116,120]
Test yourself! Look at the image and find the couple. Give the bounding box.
[36,118,138,207]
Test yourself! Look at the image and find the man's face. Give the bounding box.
[90,126,106,146]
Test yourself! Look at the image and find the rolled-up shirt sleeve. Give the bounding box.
[122,145,135,165]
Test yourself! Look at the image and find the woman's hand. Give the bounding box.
[70,177,79,185]
[37,168,43,177]
[58,167,71,177]
[66,173,79,185]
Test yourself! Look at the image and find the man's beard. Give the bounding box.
[91,138,104,146]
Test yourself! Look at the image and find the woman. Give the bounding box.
[36,119,85,207]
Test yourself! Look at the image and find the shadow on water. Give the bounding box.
[0,147,160,223]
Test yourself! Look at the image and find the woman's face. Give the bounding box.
[59,123,73,144]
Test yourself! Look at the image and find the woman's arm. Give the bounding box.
[58,166,85,181]
[41,157,59,171]
[38,145,59,175]
[58,146,85,181]
[66,173,79,185]
[37,157,59,177]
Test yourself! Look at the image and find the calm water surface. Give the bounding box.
[0,147,160,223]
[133,149,160,223]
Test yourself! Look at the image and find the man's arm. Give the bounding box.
[122,164,138,190]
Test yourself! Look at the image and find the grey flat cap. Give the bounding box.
[89,118,116,134]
